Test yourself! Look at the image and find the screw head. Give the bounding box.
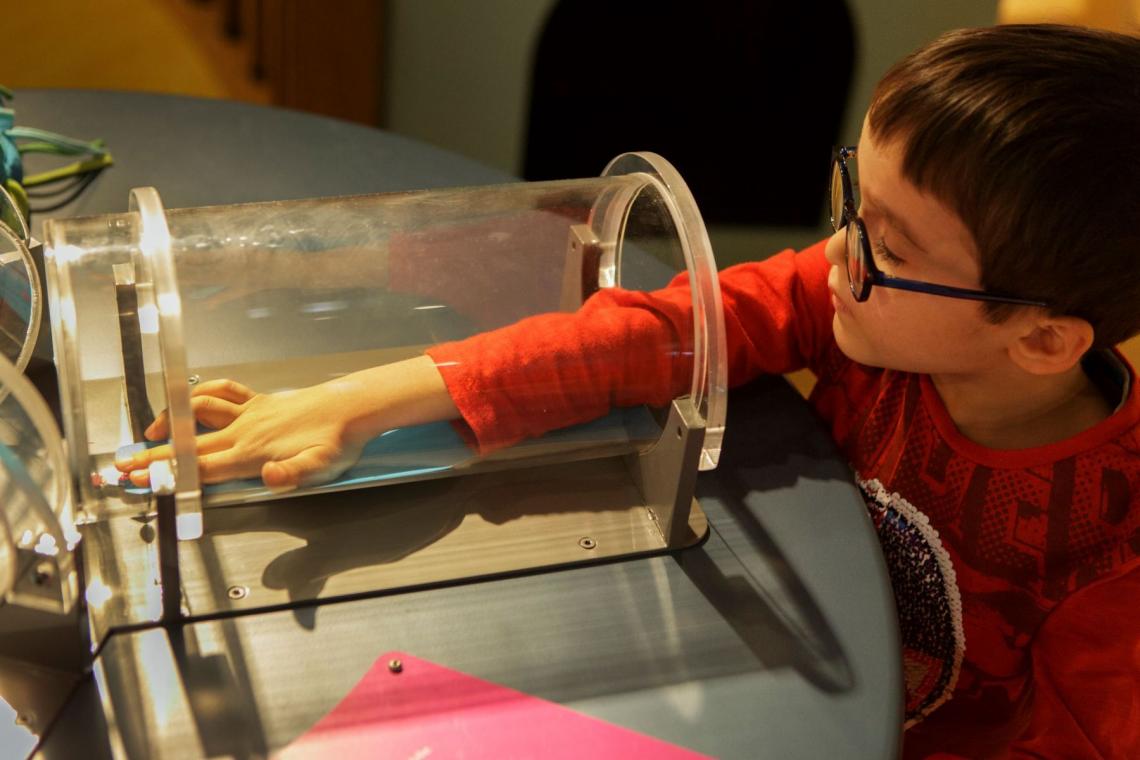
[578,537,597,550]
[226,585,249,600]
[388,659,403,673]
[33,561,54,585]
[187,374,201,386]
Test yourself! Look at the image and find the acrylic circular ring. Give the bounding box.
[601,152,726,470]
[129,187,203,540]
[0,195,43,373]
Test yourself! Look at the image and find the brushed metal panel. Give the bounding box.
[83,455,707,642]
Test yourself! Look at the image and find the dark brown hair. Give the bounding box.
[868,24,1140,347]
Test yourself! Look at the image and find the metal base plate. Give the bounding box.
[83,455,708,643]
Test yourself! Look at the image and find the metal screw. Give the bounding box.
[14,712,32,727]
[187,374,200,386]
[388,659,403,673]
[578,537,597,550]
[34,561,54,585]
[226,585,248,600]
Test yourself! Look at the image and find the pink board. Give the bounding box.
[275,651,710,759]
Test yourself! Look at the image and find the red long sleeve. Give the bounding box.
[426,241,832,453]
[1009,564,1140,759]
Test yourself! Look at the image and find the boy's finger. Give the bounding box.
[190,379,256,404]
[189,395,243,430]
[198,449,260,484]
[145,410,170,441]
[115,430,232,471]
[117,442,173,471]
[145,391,246,440]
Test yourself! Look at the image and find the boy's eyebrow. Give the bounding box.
[862,187,929,255]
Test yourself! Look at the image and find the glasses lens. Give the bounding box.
[830,161,844,231]
[845,151,859,210]
[846,221,868,300]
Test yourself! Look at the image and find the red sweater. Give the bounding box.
[426,240,1140,759]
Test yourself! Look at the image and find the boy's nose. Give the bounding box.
[824,227,846,267]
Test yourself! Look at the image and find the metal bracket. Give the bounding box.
[113,263,156,440]
[560,224,605,311]
[625,397,706,547]
[156,492,184,622]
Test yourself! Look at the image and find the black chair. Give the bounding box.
[524,0,856,227]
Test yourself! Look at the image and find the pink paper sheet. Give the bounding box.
[275,651,710,759]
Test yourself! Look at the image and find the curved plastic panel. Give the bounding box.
[0,184,42,372]
[129,188,202,540]
[41,220,96,520]
[0,351,79,612]
[603,153,727,469]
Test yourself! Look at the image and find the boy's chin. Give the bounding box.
[833,316,875,364]
[832,318,893,370]
[835,342,883,369]
[833,325,954,376]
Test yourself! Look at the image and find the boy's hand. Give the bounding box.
[115,378,368,491]
[113,356,459,493]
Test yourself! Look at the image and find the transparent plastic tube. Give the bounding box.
[43,153,726,520]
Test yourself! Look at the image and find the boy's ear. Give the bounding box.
[1008,314,1095,375]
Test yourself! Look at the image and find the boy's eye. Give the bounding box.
[873,237,905,267]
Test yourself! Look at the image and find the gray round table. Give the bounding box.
[16,90,901,759]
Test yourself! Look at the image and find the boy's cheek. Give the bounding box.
[831,319,874,366]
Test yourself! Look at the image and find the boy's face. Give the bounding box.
[824,123,1030,376]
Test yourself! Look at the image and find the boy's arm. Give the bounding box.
[119,241,834,482]
[717,239,834,380]
[428,240,834,453]
[1009,563,1140,758]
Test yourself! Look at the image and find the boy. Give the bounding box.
[121,25,1140,758]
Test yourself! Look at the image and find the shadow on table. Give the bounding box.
[682,375,859,694]
[677,526,855,695]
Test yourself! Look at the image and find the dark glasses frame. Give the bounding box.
[830,146,1049,307]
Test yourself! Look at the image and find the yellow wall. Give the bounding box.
[998,0,1140,30]
[1,0,265,101]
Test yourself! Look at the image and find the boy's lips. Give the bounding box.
[829,287,848,314]
[827,267,849,314]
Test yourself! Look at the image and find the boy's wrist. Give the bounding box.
[334,355,458,443]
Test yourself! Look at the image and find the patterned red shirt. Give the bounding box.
[428,240,1140,758]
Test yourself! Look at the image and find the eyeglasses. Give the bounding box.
[829,146,1048,307]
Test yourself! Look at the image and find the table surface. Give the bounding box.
[15,89,902,759]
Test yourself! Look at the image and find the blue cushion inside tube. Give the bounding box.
[113,406,661,498]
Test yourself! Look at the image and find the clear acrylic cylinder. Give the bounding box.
[42,152,726,532]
